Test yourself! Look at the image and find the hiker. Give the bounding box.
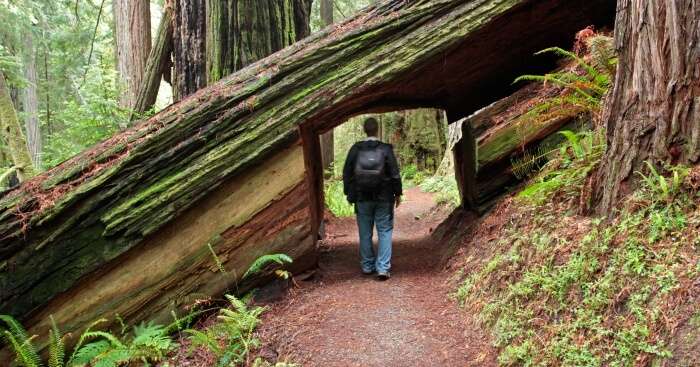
[342,117,403,280]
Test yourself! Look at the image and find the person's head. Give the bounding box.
[363,117,379,137]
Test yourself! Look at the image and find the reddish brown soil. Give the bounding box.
[255,188,497,366]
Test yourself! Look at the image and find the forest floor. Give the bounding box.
[254,188,497,367]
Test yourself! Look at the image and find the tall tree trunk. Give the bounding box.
[172,0,206,101]
[131,0,174,120]
[113,0,152,110]
[319,0,334,173]
[0,72,36,181]
[22,33,41,167]
[594,0,700,213]
[173,0,312,101]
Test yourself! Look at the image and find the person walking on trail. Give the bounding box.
[342,117,403,281]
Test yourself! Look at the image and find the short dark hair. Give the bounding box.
[363,117,379,136]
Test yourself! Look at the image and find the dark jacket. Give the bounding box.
[343,139,402,203]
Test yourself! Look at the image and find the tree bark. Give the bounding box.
[319,0,334,172]
[0,72,36,181]
[113,0,152,110]
[22,33,42,167]
[205,0,313,85]
[172,0,206,101]
[173,0,312,101]
[131,0,174,120]
[594,0,700,213]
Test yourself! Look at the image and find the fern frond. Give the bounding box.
[0,315,42,367]
[535,47,602,80]
[243,254,293,278]
[207,243,227,274]
[70,340,112,366]
[587,35,616,78]
[48,316,65,367]
[81,331,126,349]
[68,318,108,364]
[2,329,42,367]
[511,143,558,179]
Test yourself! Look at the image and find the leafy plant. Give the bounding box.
[243,254,293,279]
[420,174,460,208]
[324,179,354,217]
[514,35,615,128]
[186,295,266,367]
[636,161,688,204]
[516,129,605,205]
[1,315,175,367]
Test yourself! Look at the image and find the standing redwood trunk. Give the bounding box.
[113,0,152,110]
[173,0,206,101]
[205,0,312,85]
[319,0,334,172]
[174,0,312,100]
[594,0,700,213]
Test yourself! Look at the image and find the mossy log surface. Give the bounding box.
[0,0,613,337]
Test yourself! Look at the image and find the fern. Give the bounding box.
[186,294,267,366]
[48,317,65,367]
[243,254,293,279]
[511,142,558,180]
[0,315,42,367]
[68,318,109,364]
[587,35,617,78]
[207,242,227,274]
[514,36,615,127]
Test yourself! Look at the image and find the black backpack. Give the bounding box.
[354,144,387,193]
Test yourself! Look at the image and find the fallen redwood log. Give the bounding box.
[0,0,614,349]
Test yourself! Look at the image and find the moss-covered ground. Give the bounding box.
[452,130,700,366]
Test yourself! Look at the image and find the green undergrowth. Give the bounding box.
[324,179,354,217]
[1,254,297,367]
[455,139,700,365]
[420,174,460,209]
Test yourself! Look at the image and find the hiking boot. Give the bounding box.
[377,271,390,280]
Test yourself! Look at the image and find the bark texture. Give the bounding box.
[594,0,700,213]
[0,0,614,352]
[205,0,312,84]
[131,1,174,119]
[173,0,312,100]
[172,0,206,101]
[113,0,152,109]
[0,72,36,181]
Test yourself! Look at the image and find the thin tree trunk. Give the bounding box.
[319,0,334,173]
[113,0,152,110]
[131,0,174,120]
[593,0,700,213]
[23,33,42,167]
[0,72,36,181]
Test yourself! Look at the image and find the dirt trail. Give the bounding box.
[256,188,497,367]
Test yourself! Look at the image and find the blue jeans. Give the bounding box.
[355,201,394,273]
